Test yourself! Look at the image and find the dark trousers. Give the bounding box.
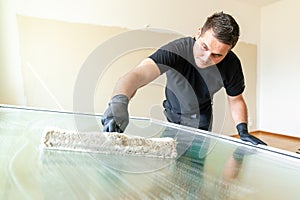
[163,103,213,131]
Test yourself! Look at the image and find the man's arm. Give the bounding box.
[227,94,267,145]
[101,58,161,132]
[112,58,161,99]
[227,94,248,125]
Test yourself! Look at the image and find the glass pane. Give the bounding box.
[0,105,299,199]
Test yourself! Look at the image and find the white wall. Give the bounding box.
[0,0,25,105]
[16,0,260,44]
[259,0,300,137]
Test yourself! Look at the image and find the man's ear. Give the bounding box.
[196,27,202,40]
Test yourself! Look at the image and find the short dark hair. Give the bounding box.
[201,12,240,48]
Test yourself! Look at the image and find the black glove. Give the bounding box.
[101,94,129,133]
[236,123,267,145]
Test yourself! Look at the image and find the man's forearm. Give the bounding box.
[112,58,161,100]
[228,94,267,145]
[112,71,140,99]
[228,94,248,125]
[232,101,248,125]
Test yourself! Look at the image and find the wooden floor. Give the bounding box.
[232,131,300,154]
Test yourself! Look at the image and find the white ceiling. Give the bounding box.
[236,0,281,7]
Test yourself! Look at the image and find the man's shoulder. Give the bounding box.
[160,37,194,58]
[227,50,239,59]
[169,36,194,46]
[221,50,241,65]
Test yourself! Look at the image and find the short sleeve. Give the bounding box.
[149,48,178,74]
[149,37,193,74]
[219,51,245,96]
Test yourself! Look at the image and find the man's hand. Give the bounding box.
[101,94,129,133]
[237,123,267,145]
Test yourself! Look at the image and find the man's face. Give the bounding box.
[193,28,232,68]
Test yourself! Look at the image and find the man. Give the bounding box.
[101,12,267,145]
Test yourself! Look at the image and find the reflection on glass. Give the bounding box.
[1,105,300,199]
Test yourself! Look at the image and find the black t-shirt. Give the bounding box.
[149,37,245,115]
